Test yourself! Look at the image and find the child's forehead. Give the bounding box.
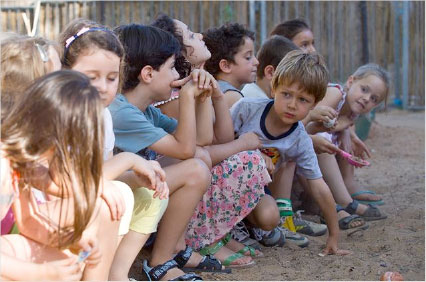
[237,36,254,52]
[276,79,314,96]
[356,75,387,94]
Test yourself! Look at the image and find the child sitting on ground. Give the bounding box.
[304,63,389,227]
[59,19,170,281]
[230,50,351,256]
[203,23,259,109]
[112,24,213,281]
[1,70,110,280]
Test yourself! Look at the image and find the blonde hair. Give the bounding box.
[271,50,329,102]
[2,70,104,248]
[350,63,390,105]
[1,35,61,112]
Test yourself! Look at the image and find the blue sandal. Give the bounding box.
[351,190,384,206]
[142,259,202,281]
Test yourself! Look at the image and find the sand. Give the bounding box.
[130,109,425,281]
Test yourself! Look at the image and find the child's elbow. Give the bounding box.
[180,146,196,159]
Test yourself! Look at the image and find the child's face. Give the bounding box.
[151,55,180,101]
[230,36,259,85]
[292,29,316,54]
[345,75,386,114]
[174,19,211,67]
[271,81,316,124]
[71,48,120,107]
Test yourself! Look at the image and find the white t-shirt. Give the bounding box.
[103,108,115,161]
[241,83,269,99]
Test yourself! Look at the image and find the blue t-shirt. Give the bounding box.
[108,94,177,160]
[230,98,322,179]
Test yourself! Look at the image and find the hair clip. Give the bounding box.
[64,27,110,50]
[35,43,49,62]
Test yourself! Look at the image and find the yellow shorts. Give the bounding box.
[111,181,135,236]
[130,188,168,234]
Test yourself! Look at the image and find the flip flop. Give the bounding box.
[351,190,384,206]
[199,234,255,269]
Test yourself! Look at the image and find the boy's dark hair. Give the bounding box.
[203,23,255,76]
[114,24,181,92]
[257,35,298,79]
[270,19,310,40]
[151,13,191,79]
[272,50,329,103]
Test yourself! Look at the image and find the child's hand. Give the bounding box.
[310,105,337,123]
[321,236,351,256]
[190,69,218,91]
[350,134,371,159]
[101,181,125,221]
[260,152,275,174]
[152,175,169,200]
[42,257,84,281]
[132,159,167,190]
[311,135,339,155]
[238,132,262,151]
[77,235,101,268]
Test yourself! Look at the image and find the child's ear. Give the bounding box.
[219,59,232,74]
[140,65,154,83]
[264,65,275,80]
[346,75,354,89]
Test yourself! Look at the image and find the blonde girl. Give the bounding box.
[306,63,389,227]
[1,70,104,280]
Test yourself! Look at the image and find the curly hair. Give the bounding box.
[203,23,255,76]
[152,13,191,79]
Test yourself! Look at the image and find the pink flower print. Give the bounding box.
[251,153,261,165]
[240,153,250,164]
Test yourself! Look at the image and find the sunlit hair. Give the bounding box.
[270,19,311,40]
[271,50,329,103]
[1,35,61,112]
[1,70,104,248]
[350,63,390,105]
[59,18,124,92]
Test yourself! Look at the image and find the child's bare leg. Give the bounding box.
[82,198,120,280]
[317,153,374,215]
[337,156,382,202]
[268,162,296,217]
[245,195,280,231]
[150,159,210,280]
[109,231,150,280]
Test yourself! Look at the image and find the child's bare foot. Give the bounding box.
[337,210,365,229]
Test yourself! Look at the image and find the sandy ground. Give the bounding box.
[130,109,425,281]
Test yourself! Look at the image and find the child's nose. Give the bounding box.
[94,79,107,94]
[288,98,297,108]
[308,44,316,54]
[253,56,259,66]
[197,33,203,40]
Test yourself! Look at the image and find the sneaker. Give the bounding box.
[253,227,285,247]
[230,221,262,249]
[293,210,327,237]
[279,227,309,248]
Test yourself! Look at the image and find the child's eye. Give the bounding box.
[108,77,117,82]
[299,97,308,103]
[361,86,368,93]
[190,33,195,39]
[283,92,291,97]
[371,95,378,103]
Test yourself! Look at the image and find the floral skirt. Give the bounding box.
[185,150,271,250]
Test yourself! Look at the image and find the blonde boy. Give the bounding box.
[231,50,349,255]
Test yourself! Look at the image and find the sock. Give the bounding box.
[276,198,294,217]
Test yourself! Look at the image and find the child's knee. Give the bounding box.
[194,147,212,170]
[254,196,280,230]
[186,159,211,193]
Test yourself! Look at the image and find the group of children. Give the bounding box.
[1,15,389,281]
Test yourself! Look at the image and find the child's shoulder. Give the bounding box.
[233,97,271,111]
[327,83,344,96]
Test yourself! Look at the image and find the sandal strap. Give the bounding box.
[336,204,345,213]
[199,238,226,256]
[344,200,359,215]
[237,245,256,257]
[174,246,193,268]
[196,255,223,271]
[143,259,179,281]
[222,252,245,267]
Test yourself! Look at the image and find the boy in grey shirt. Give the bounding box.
[231,50,349,256]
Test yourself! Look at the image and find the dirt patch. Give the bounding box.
[130,109,425,281]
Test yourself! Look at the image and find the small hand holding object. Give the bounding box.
[238,132,262,151]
